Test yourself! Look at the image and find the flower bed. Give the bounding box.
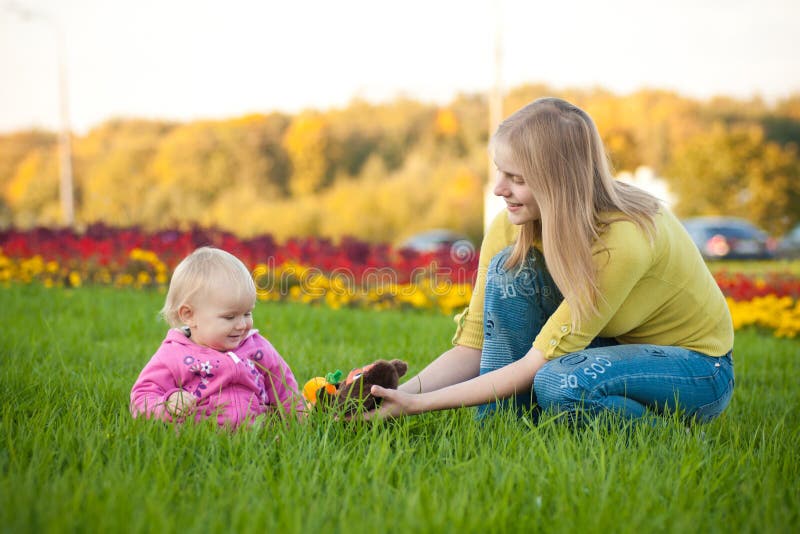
[2,226,798,337]
[0,225,477,315]
[714,271,800,338]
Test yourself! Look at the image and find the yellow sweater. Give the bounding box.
[453,208,734,359]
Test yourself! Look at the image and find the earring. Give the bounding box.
[180,325,191,338]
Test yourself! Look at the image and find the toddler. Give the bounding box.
[130,247,303,427]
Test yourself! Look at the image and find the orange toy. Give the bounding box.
[303,359,408,415]
[302,370,342,406]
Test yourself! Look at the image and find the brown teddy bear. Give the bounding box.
[303,359,408,416]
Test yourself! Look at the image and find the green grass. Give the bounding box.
[1,284,798,533]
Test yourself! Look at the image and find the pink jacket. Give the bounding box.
[130,328,302,427]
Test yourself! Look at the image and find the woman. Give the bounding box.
[370,97,734,423]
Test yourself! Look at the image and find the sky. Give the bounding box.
[1,0,798,134]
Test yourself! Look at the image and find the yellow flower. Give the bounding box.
[726,295,799,337]
[137,271,152,286]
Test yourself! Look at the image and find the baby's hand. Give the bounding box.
[166,390,196,418]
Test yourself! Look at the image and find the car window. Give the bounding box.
[706,226,761,239]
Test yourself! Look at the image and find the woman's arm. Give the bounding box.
[397,344,481,394]
[370,345,546,418]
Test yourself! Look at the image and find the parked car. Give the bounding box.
[776,224,800,259]
[397,229,473,254]
[681,217,775,260]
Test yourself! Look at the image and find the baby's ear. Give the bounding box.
[177,304,194,326]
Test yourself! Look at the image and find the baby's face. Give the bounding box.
[188,284,255,351]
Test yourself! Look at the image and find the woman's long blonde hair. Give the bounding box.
[494,97,660,326]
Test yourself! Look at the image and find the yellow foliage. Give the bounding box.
[5,153,38,206]
[435,109,459,136]
[1,86,798,238]
[283,113,329,196]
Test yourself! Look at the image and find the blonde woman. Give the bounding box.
[371,98,734,423]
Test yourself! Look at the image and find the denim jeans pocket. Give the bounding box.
[692,373,734,422]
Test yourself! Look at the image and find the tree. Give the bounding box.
[2,87,798,240]
[283,112,331,197]
[0,130,57,227]
[4,147,61,227]
[75,119,174,226]
[666,123,800,234]
[146,114,290,229]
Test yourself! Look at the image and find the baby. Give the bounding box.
[130,247,302,427]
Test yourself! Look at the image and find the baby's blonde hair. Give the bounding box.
[160,247,256,327]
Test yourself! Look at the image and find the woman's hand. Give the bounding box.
[166,390,197,418]
[364,346,547,420]
[364,385,425,420]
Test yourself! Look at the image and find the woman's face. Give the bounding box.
[492,141,541,225]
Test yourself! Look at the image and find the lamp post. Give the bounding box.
[484,0,504,232]
[6,1,75,227]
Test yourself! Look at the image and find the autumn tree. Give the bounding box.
[74,119,174,226]
[2,86,798,240]
[4,147,61,227]
[666,123,800,234]
[282,112,331,197]
[0,130,56,189]
[451,93,489,153]
[0,130,58,227]
[146,114,290,228]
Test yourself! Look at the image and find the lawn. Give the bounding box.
[1,284,798,533]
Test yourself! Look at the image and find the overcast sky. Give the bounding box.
[1,0,798,134]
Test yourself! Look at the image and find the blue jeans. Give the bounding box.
[477,246,734,423]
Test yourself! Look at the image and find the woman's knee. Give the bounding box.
[533,363,585,412]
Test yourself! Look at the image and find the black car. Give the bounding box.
[682,217,775,260]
